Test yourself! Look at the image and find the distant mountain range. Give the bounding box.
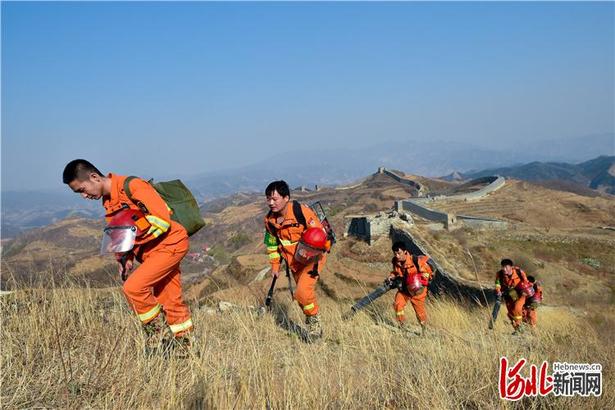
[1,133,612,239]
[457,156,615,195]
[1,191,102,239]
[183,133,614,198]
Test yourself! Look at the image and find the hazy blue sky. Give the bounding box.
[2,1,613,191]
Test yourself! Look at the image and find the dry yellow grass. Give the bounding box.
[1,282,612,409]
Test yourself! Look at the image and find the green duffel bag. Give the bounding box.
[507,287,519,301]
[124,177,205,236]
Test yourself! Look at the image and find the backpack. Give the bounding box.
[124,176,205,236]
[267,200,336,249]
[310,201,336,247]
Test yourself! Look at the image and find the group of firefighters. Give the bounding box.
[62,159,544,354]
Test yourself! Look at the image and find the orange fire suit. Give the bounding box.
[523,282,543,327]
[495,267,528,329]
[390,255,434,325]
[103,174,193,336]
[264,201,328,316]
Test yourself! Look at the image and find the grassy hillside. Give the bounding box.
[1,283,612,409]
[2,172,614,408]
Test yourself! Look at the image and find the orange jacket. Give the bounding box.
[103,174,187,258]
[495,266,528,292]
[264,201,328,273]
[390,254,434,286]
[534,282,543,298]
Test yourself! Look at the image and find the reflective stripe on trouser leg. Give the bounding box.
[138,304,162,323]
[169,318,193,335]
[394,291,410,322]
[124,235,190,329]
[410,287,428,324]
[512,296,526,325]
[303,303,315,314]
[293,264,319,316]
[150,245,192,333]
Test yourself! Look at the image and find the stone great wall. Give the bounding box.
[346,168,507,241]
[396,174,507,230]
[345,168,509,302]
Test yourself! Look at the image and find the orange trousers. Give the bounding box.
[505,295,527,329]
[290,261,321,316]
[123,236,192,336]
[394,287,428,324]
[523,307,537,327]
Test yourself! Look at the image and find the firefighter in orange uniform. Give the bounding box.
[495,259,533,335]
[264,180,329,340]
[63,159,193,352]
[387,241,436,335]
[522,275,543,328]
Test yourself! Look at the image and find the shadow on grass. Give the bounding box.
[263,302,314,343]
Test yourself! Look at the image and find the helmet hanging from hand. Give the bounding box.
[100,208,150,254]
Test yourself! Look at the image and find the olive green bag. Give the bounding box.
[124,176,205,236]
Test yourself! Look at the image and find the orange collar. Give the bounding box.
[103,173,127,214]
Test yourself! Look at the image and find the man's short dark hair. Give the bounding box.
[392,241,408,252]
[265,180,290,198]
[62,159,104,184]
[500,258,514,267]
[526,275,535,283]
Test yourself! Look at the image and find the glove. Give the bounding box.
[145,215,170,238]
[422,272,430,280]
[383,277,393,288]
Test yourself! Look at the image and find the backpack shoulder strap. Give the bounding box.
[293,200,307,228]
[412,254,422,273]
[123,176,138,200]
[122,176,149,214]
[265,210,278,238]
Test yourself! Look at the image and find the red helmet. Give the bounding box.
[516,281,535,297]
[301,227,327,250]
[100,208,149,254]
[294,227,327,265]
[405,273,424,295]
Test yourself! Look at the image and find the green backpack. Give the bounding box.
[124,176,205,236]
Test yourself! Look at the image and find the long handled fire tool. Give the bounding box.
[488,296,501,330]
[120,253,129,282]
[284,260,294,297]
[264,276,278,308]
[262,260,294,311]
[342,277,402,320]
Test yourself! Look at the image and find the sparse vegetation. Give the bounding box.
[207,244,231,265]
[227,232,251,250]
[2,171,614,408]
[1,282,612,408]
